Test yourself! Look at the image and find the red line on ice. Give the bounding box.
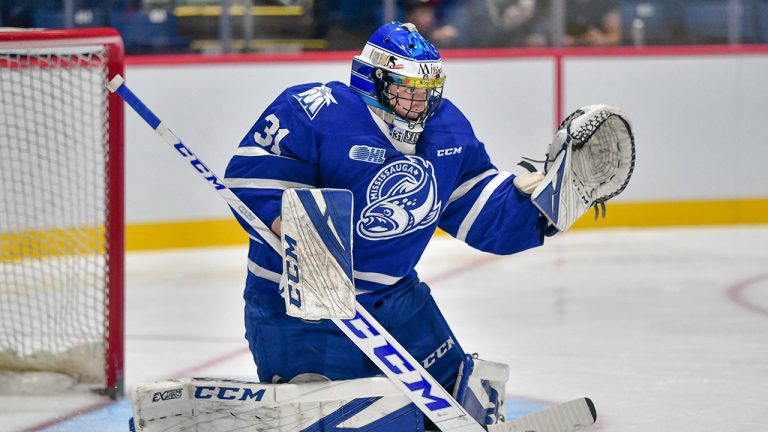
[727,273,768,317]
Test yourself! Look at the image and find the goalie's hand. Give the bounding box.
[513,171,544,195]
[271,216,282,237]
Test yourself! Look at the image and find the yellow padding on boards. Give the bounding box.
[571,198,768,228]
[124,199,768,251]
[127,219,249,251]
[1,226,105,261]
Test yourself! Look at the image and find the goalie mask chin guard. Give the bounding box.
[350,21,445,145]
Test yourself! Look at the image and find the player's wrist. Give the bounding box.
[512,171,544,195]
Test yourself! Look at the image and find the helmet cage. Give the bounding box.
[374,68,445,128]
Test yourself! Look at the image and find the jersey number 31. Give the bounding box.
[254,113,290,155]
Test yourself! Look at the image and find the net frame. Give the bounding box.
[0,28,124,397]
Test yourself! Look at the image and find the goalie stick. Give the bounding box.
[107,75,596,432]
[491,397,596,432]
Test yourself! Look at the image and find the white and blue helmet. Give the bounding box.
[351,22,445,145]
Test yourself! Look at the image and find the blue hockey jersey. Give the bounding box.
[224,81,546,304]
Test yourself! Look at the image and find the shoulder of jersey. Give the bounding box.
[426,98,476,137]
[283,81,369,132]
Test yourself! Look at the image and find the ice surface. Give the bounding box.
[2,226,767,431]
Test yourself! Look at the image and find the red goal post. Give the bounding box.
[0,28,124,397]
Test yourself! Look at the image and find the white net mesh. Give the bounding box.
[0,45,111,385]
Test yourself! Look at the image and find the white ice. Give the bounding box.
[1,226,767,432]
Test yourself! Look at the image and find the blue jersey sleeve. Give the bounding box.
[224,84,320,240]
[436,109,547,255]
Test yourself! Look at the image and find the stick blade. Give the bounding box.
[491,397,597,432]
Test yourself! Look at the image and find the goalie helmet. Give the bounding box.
[350,22,445,147]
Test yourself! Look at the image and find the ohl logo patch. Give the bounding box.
[357,156,441,240]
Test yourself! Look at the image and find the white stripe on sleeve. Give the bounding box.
[446,169,498,207]
[248,259,281,283]
[353,270,402,286]
[236,146,300,160]
[456,171,512,242]
[225,178,314,190]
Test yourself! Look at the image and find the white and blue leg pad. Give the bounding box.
[281,188,356,320]
[452,354,510,426]
[129,377,424,432]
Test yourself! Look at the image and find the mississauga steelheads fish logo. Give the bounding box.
[357,156,440,240]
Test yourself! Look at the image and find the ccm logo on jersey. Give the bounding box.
[284,235,302,308]
[194,386,266,401]
[152,388,183,402]
[342,311,452,411]
[437,147,462,157]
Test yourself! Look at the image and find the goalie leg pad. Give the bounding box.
[453,354,510,426]
[280,188,356,320]
[130,377,425,432]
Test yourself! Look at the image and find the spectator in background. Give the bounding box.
[0,0,137,29]
[564,0,622,45]
[313,0,382,50]
[402,0,461,48]
[526,0,622,46]
[0,0,38,27]
[462,0,538,47]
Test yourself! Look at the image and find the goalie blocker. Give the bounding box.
[531,105,636,232]
[280,188,356,320]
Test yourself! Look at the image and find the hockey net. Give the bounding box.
[0,28,124,396]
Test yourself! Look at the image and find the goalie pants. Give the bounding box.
[244,279,466,393]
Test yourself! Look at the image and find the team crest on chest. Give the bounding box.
[357,156,441,240]
[293,85,337,120]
